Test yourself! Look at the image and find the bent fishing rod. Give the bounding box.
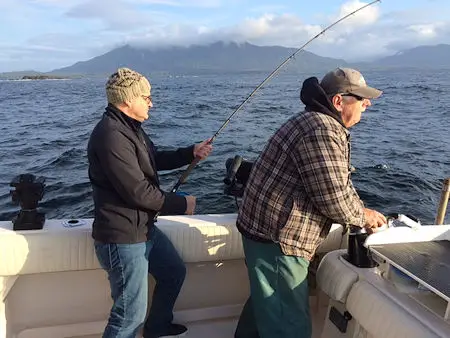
[169,0,380,194]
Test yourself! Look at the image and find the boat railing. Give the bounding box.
[435,178,450,225]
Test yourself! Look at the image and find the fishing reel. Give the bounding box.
[223,155,253,199]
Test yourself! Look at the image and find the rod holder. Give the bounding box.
[10,174,46,230]
[435,178,450,225]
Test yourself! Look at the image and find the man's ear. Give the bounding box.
[331,94,343,112]
[123,100,133,108]
[115,100,132,112]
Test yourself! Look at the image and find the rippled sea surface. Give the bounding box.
[0,68,449,224]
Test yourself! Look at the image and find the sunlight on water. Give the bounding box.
[0,69,449,223]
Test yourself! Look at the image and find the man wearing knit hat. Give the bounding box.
[87,67,212,338]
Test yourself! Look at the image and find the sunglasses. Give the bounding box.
[342,93,365,101]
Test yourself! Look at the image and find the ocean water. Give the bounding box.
[0,68,449,224]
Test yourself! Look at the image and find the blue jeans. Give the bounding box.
[95,226,186,338]
[235,236,311,338]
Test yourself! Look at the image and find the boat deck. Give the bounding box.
[74,296,328,338]
[73,298,326,338]
[74,317,238,338]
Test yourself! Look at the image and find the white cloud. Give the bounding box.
[28,0,83,7]
[129,0,224,7]
[31,0,224,8]
[65,0,150,30]
[306,0,380,47]
[122,13,321,51]
[227,14,322,47]
[409,24,438,38]
[125,1,380,53]
[335,0,380,28]
[2,0,450,71]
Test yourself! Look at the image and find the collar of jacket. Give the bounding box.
[300,77,347,129]
[104,103,142,133]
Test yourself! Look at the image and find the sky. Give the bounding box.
[1,0,450,72]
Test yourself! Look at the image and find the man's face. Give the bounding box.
[333,93,372,128]
[129,91,153,122]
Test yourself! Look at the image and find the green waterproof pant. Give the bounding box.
[235,236,311,338]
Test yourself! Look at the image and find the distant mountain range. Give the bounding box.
[371,44,450,68]
[2,42,450,78]
[49,42,348,76]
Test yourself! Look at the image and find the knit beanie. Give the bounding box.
[105,67,151,105]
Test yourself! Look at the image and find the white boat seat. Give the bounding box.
[347,280,440,338]
[316,249,358,303]
[0,214,244,276]
[315,224,346,254]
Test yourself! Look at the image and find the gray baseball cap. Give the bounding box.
[320,67,382,99]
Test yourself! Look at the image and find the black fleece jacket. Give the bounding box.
[87,104,194,244]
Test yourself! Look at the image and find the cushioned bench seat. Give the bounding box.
[316,249,450,338]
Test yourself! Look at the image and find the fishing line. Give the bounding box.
[167,0,381,194]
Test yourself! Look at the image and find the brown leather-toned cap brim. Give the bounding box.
[351,86,382,99]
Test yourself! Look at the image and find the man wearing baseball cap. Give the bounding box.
[321,67,382,99]
[235,68,386,337]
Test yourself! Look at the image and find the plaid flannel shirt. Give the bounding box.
[236,110,365,260]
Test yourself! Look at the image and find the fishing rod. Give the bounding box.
[169,0,380,194]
